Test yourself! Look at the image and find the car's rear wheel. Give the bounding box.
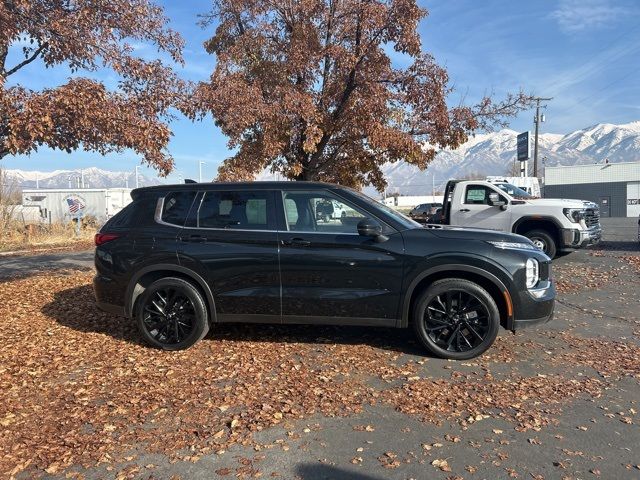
[136,277,209,350]
[412,279,500,360]
[524,229,557,259]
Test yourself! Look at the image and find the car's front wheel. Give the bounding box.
[412,279,500,360]
[136,277,209,350]
[524,229,557,259]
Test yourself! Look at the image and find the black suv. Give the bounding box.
[94,182,555,359]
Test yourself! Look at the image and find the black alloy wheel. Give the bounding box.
[413,279,499,359]
[136,277,209,350]
[424,290,490,352]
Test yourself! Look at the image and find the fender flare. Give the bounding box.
[512,216,563,235]
[125,264,217,322]
[400,264,512,328]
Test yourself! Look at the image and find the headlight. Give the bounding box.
[487,241,538,251]
[525,258,539,289]
[563,208,585,223]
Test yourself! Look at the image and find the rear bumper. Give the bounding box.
[560,225,601,249]
[94,274,126,316]
[96,301,125,316]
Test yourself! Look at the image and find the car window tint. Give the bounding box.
[161,191,197,226]
[195,191,269,230]
[282,191,366,233]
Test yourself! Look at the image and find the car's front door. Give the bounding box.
[176,189,281,322]
[276,190,405,325]
[455,184,512,231]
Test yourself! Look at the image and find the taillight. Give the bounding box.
[95,233,120,246]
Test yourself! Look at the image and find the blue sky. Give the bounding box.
[3,0,639,181]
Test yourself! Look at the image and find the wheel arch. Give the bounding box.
[512,216,562,240]
[401,265,513,330]
[125,264,217,323]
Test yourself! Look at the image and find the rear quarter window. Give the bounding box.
[102,201,136,230]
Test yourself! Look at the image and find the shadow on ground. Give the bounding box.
[43,284,426,355]
[296,464,387,480]
[592,240,638,252]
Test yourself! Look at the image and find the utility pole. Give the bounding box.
[134,165,140,188]
[533,96,552,178]
[199,161,205,182]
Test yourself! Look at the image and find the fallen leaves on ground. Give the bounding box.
[0,267,638,478]
[553,264,618,294]
[383,374,603,430]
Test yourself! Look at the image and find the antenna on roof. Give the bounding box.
[185,179,197,184]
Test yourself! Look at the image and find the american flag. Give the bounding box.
[66,197,85,214]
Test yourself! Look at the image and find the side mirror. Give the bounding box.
[357,218,388,242]
[488,192,507,209]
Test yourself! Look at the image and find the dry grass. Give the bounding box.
[0,220,95,253]
[1,166,96,253]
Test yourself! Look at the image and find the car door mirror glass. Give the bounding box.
[488,192,507,208]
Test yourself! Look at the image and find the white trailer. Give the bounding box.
[21,188,133,223]
[382,195,444,208]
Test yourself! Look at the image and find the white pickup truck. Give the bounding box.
[436,180,602,258]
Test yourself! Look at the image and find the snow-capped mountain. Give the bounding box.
[373,120,640,195]
[3,166,162,189]
[5,121,639,193]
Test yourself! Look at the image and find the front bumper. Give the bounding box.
[560,225,601,249]
[512,306,554,330]
[510,280,555,331]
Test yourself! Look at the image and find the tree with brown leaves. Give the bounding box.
[0,0,186,175]
[195,0,533,190]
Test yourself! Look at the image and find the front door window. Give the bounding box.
[282,191,366,234]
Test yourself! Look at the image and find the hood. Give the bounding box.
[525,198,597,209]
[425,225,529,243]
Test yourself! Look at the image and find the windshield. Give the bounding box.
[494,183,533,199]
[350,191,422,229]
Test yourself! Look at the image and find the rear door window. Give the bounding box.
[189,191,274,230]
[161,191,197,226]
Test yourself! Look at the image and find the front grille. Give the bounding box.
[584,208,600,228]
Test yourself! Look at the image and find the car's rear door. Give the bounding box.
[176,189,281,322]
[276,189,405,326]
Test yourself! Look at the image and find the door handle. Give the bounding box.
[459,208,470,212]
[282,237,311,247]
[182,234,207,243]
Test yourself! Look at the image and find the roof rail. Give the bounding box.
[184,179,197,184]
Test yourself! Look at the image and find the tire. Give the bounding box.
[524,229,557,259]
[136,277,209,350]
[412,278,500,360]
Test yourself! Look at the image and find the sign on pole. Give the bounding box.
[517,131,530,161]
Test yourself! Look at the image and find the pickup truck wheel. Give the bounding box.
[524,230,557,258]
[412,279,500,360]
[136,277,209,351]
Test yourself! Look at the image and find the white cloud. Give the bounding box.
[551,0,630,33]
